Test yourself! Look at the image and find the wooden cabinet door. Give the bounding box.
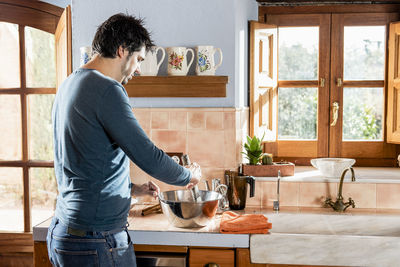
[189,248,234,267]
[249,21,277,143]
[387,21,400,144]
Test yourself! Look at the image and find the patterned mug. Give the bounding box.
[195,45,223,75]
[140,46,165,76]
[166,47,194,76]
[79,46,92,66]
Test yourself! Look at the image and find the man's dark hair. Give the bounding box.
[92,13,154,58]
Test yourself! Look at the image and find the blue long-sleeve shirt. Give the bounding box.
[52,68,191,231]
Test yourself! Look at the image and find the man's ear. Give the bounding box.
[117,46,125,58]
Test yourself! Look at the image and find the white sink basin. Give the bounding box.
[268,213,400,237]
[250,212,400,267]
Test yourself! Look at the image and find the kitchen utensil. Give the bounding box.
[225,170,255,210]
[140,46,165,76]
[211,178,229,212]
[191,185,202,202]
[159,189,223,228]
[195,45,223,75]
[166,47,194,76]
[311,158,356,178]
[141,203,162,216]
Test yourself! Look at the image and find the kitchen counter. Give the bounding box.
[33,204,249,248]
[33,205,400,266]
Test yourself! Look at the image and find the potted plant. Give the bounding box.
[242,134,264,165]
[241,134,294,177]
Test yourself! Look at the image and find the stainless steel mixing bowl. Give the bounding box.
[159,189,223,228]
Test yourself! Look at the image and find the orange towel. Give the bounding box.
[219,211,272,234]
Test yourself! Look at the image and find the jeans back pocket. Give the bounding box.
[54,248,99,267]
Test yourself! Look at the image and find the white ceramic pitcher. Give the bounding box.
[195,45,223,75]
[166,47,194,76]
[140,46,165,76]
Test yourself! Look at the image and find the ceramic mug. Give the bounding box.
[80,46,92,66]
[140,46,165,76]
[195,45,223,75]
[166,47,194,76]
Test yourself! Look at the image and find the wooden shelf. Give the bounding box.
[124,76,228,97]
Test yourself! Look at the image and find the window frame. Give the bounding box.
[253,4,400,166]
[0,0,63,233]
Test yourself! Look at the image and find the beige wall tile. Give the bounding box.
[132,109,151,129]
[240,109,249,131]
[151,111,169,129]
[191,152,224,168]
[280,182,299,207]
[223,112,235,130]
[200,168,226,180]
[151,130,186,153]
[342,183,376,209]
[169,111,187,130]
[206,112,224,130]
[377,184,400,209]
[235,111,241,130]
[261,181,277,208]
[187,130,224,154]
[224,129,236,168]
[188,112,205,129]
[299,182,337,207]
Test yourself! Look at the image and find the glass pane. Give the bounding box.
[31,168,57,226]
[25,26,56,88]
[29,94,55,160]
[278,27,319,80]
[278,87,318,140]
[0,168,23,231]
[343,87,383,141]
[0,95,22,160]
[344,26,385,80]
[0,22,20,88]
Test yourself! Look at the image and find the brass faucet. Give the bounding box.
[324,167,356,212]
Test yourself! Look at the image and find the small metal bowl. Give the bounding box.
[159,190,223,228]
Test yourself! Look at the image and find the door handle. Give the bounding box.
[319,78,325,87]
[336,78,343,87]
[330,102,339,126]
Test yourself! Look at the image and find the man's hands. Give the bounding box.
[185,162,201,190]
[131,181,160,199]
[131,161,201,195]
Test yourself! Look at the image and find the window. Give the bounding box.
[250,11,400,166]
[0,2,70,232]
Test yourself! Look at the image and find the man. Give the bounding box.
[47,13,200,267]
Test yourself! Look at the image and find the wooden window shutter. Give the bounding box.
[387,21,400,144]
[249,21,278,144]
[55,5,72,91]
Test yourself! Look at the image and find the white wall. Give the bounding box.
[40,0,70,8]
[71,0,258,108]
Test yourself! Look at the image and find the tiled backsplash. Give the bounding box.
[130,107,400,210]
[246,181,400,210]
[130,107,249,201]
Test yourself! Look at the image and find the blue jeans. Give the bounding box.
[46,217,136,267]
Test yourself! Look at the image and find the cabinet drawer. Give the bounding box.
[189,248,235,267]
